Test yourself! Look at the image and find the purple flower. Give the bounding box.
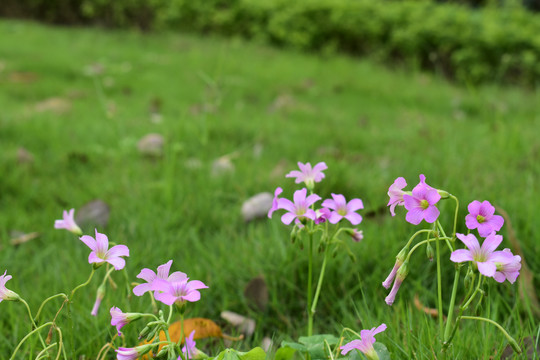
[80,230,129,270]
[314,208,331,224]
[54,208,82,235]
[133,260,187,297]
[0,271,20,303]
[450,233,504,277]
[492,249,521,284]
[382,260,401,289]
[403,174,441,225]
[115,347,139,360]
[152,277,208,306]
[267,187,283,218]
[387,177,407,216]
[384,263,408,306]
[465,200,504,237]
[110,306,142,336]
[322,194,364,225]
[180,330,198,359]
[350,229,363,242]
[340,323,387,360]
[285,162,327,188]
[277,188,321,225]
[91,285,105,316]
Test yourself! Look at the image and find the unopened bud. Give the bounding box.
[426,243,434,262]
[396,246,409,263]
[437,190,450,199]
[91,284,106,316]
[138,326,151,340]
[397,261,409,280]
[145,325,160,342]
[290,227,298,244]
[318,241,326,253]
[464,267,474,289]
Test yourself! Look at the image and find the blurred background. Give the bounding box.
[0,0,539,358]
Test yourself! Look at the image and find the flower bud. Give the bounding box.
[396,246,409,263]
[426,242,434,262]
[91,284,106,316]
[464,267,474,289]
[138,325,151,340]
[437,190,450,199]
[345,228,364,242]
[290,227,298,244]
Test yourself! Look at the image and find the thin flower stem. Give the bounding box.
[436,221,453,252]
[404,229,434,250]
[435,231,444,338]
[70,268,96,300]
[53,326,64,360]
[449,195,459,239]
[406,237,450,261]
[443,265,461,342]
[34,293,68,322]
[310,245,329,315]
[19,298,47,350]
[460,316,522,354]
[167,305,174,324]
[9,322,53,360]
[307,232,314,337]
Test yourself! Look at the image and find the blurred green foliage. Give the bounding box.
[1,0,540,84]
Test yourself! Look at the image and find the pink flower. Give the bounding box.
[267,187,283,218]
[115,347,139,360]
[110,306,142,335]
[450,233,504,277]
[403,174,441,225]
[79,229,129,270]
[384,263,408,306]
[285,162,327,188]
[277,188,321,226]
[54,208,82,235]
[382,260,401,289]
[314,208,331,224]
[152,277,208,306]
[350,229,363,242]
[492,249,521,284]
[465,200,504,237]
[91,285,105,316]
[387,177,407,216]
[180,330,198,359]
[340,323,387,360]
[0,271,20,303]
[322,194,363,225]
[133,260,187,296]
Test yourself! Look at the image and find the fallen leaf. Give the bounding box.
[34,97,72,115]
[10,232,40,246]
[414,294,446,320]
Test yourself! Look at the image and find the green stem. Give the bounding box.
[70,268,95,300]
[449,195,459,238]
[404,229,435,249]
[35,343,57,360]
[307,232,314,337]
[34,293,68,323]
[406,237,451,262]
[443,266,461,342]
[19,298,47,350]
[167,305,174,324]
[310,246,329,316]
[460,316,522,354]
[435,231,444,338]
[10,322,53,360]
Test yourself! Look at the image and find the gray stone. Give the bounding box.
[76,200,110,229]
[241,193,273,222]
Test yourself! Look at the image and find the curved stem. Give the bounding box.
[167,305,174,324]
[404,229,434,249]
[35,343,57,360]
[34,293,68,322]
[70,268,96,300]
[406,237,451,262]
[460,316,521,354]
[449,195,459,239]
[54,326,64,360]
[19,298,47,349]
[310,246,329,315]
[10,322,53,360]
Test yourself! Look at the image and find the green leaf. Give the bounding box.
[237,347,267,360]
[274,347,296,360]
[281,341,307,352]
[374,342,391,360]
[298,334,339,346]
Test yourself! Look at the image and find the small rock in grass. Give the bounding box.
[211,156,234,177]
[220,311,256,338]
[242,193,272,222]
[244,276,269,312]
[137,133,164,157]
[76,200,110,229]
[17,147,34,165]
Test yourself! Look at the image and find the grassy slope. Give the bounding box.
[0,20,538,358]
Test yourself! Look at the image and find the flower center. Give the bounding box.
[420,199,429,210]
[338,208,347,216]
[476,215,486,223]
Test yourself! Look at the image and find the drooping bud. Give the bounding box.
[91,283,106,316]
[426,242,434,262]
[385,261,409,306]
[437,190,450,199]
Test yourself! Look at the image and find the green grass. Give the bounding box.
[0,20,538,359]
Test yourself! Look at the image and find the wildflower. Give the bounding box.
[91,284,105,316]
[180,330,198,359]
[133,260,187,297]
[403,174,441,225]
[385,262,408,306]
[54,208,82,235]
[152,277,208,306]
[267,187,283,218]
[277,188,320,226]
[322,194,364,225]
[450,233,504,277]
[0,271,20,303]
[465,200,504,237]
[387,177,407,216]
[110,306,142,336]
[349,229,364,242]
[115,345,153,360]
[314,207,331,224]
[492,249,521,284]
[382,247,408,289]
[80,229,129,270]
[285,161,327,189]
[340,323,387,360]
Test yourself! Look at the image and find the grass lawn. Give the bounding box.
[0,20,539,359]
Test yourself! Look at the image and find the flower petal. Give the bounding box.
[107,257,126,270]
[347,198,364,212]
[405,208,424,225]
[79,235,96,251]
[423,205,440,223]
[456,233,480,254]
[157,260,173,279]
[481,233,503,255]
[450,249,473,263]
[136,268,156,283]
[107,245,129,259]
[477,261,496,277]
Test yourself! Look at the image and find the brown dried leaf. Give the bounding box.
[34,97,72,114]
[414,294,446,320]
[10,232,40,246]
